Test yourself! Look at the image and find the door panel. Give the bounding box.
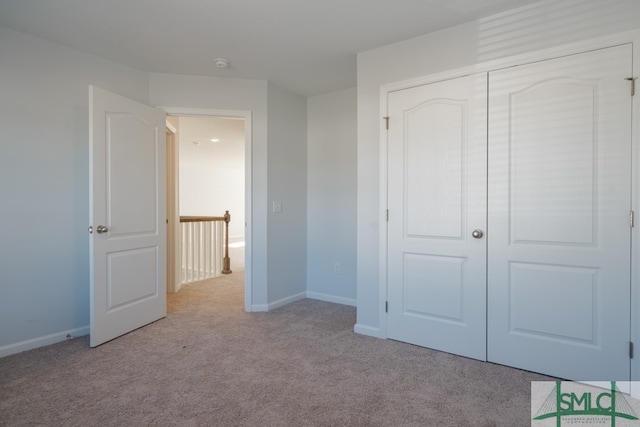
[487,45,632,380]
[509,79,597,245]
[90,86,167,347]
[405,100,464,239]
[107,114,159,235]
[107,247,158,308]
[387,74,488,361]
[403,254,465,321]
[508,262,598,342]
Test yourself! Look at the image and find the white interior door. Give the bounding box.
[487,45,632,380]
[387,73,488,360]
[89,86,167,347]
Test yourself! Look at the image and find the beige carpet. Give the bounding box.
[0,251,553,426]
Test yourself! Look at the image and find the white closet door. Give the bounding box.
[387,74,488,360]
[487,45,632,381]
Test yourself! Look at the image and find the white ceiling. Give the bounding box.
[177,116,245,157]
[0,0,542,96]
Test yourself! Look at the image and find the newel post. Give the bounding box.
[222,210,232,274]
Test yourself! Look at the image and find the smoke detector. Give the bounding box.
[214,58,230,68]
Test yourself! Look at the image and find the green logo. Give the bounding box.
[533,381,638,426]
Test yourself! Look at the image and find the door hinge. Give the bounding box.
[626,77,636,96]
[631,210,635,228]
[383,116,389,130]
[386,209,389,222]
[385,301,389,313]
[630,341,634,359]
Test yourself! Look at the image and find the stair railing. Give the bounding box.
[179,210,231,285]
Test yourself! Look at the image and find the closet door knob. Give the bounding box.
[472,229,484,239]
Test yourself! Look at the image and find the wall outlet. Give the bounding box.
[272,201,282,213]
[334,262,341,274]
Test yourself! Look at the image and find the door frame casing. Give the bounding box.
[159,107,253,312]
[379,29,640,391]
[165,121,179,293]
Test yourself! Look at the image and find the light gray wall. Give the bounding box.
[307,88,357,306]
[355,0,640,335]
[0,18,331,355]
[266,83,308,305]
[0,25,149,354]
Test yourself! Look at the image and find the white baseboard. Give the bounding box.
[354,323,385,339]
[251,292,356,312]
[0,301,369,358]
[306,292,356,307]
[0,325,89,358]
[267,292,307,310]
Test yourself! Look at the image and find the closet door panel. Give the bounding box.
[487,44,632,381]
[387,73,488,361]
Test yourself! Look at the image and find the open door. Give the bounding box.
[89,86,167,347]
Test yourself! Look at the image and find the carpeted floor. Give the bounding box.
[0,249,553,426]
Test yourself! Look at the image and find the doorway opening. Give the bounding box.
[163,107,252,312]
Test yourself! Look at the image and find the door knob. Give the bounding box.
[472,229,484,239]
[96,225,109,234]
